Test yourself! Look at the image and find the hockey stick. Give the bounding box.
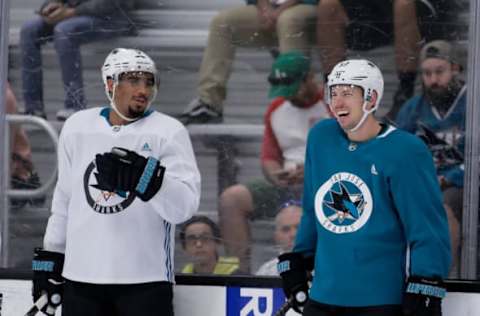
[275,275,312,316]
[275,263,313,316]
[24,293,48,316]
[274,297,294,316]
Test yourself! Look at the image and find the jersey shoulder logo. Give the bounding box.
[141,142,152,152]
[315,172,373,234]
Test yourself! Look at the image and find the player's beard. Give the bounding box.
[127,104,147,119]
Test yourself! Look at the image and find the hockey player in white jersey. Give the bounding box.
[30,48,201,316]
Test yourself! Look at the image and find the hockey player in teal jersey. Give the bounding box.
[277,59,451,316]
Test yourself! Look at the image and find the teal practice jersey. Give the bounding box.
[294,119,451,307]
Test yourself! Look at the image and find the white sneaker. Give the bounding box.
[56,108,77,121]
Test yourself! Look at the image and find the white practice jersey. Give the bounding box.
[43,107,201,284]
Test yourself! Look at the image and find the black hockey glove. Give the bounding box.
[32,248,65,316]
[403,276,446,316]
[95,147,166,201]
[277,252,311,314]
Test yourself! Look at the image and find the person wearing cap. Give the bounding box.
[396,39,465,276]
[277,58,450,316]
[218,51,330,273]
[179,0,319,125]
[315,0,460,121]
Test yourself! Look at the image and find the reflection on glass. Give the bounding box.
[4,0,472,282]
[396,40,466,278]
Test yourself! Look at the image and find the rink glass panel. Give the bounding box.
[2,0,478,280]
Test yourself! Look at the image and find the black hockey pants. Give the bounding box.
[62,279,174,316]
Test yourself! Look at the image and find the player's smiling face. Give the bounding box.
[329,85,365,130]
[111,71,157,119]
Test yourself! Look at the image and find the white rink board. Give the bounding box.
[1,279,479,316]
[1,280,32,316]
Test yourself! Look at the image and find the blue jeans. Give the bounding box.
[20,16,132,112]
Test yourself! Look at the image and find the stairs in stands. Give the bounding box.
[8,0,273,124]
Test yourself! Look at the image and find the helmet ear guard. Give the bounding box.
[365,88,372,102]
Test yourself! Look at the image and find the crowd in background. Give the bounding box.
[5,0,467,278]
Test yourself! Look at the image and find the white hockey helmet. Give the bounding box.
[327,59,384,109]
[327,59,384,132]
[101,48,158,121]
[102,48,158,96]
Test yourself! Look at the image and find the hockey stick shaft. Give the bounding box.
[25,293,48,316]
[274,297,293,316]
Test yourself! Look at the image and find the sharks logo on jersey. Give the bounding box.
[83,160,135,214]
[315,172,373,234]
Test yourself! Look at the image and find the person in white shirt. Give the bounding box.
[30,48,201,316]
[255,200,302,276]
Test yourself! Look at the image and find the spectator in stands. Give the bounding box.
[396,40,464,276]
[316,0,459,120]
[6,83,44,208]
[218,51,331,273]
[180,215,240,275]
[180,0,318,125]
[255,200,302,276]
[20,0,135,121]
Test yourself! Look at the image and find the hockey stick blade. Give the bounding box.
[25,293,48,316]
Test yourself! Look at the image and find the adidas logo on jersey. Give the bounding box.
[141,142,152,152]
[371,164,378,175]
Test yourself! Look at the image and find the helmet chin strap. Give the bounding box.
[347,101,376,133]
[108,83,157,123]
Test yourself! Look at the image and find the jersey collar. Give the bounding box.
[100,107,153,126]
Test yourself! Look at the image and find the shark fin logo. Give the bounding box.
[83,161,135,214]
[315,172,373,234]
